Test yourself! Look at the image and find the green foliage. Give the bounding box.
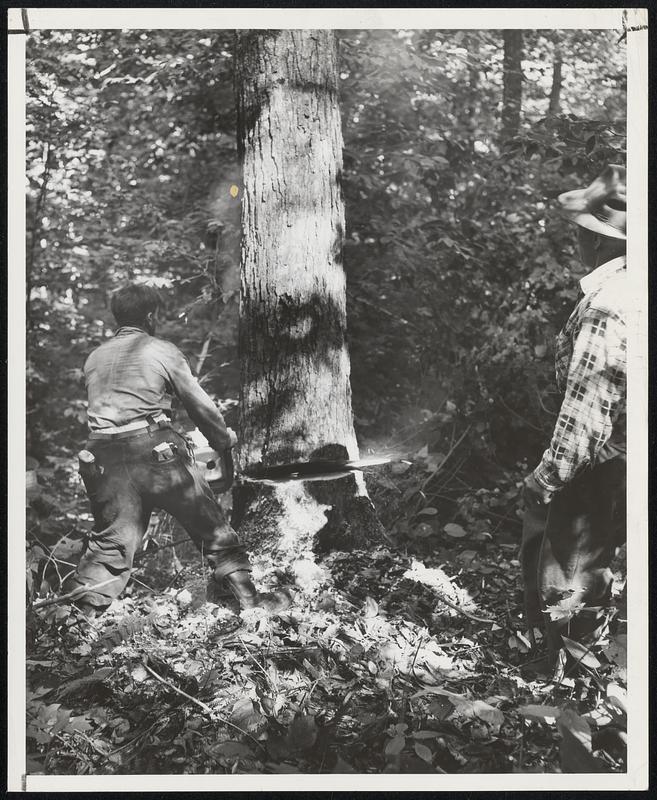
[24,27,629,777]
[26,28,626,471]
[26,30,242,454]
[337,29,626,466]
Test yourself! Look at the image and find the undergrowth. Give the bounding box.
[25,446,627,775]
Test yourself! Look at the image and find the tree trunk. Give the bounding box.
[548,47,563,116]
[232,30,382,566]
[465,32,481,150]
[501,30,523,140]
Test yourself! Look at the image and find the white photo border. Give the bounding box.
[8,6,649,792]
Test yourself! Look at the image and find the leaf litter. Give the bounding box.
[26,461,628,776]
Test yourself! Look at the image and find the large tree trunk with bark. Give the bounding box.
[501,30,523,140]
[232,30,383,571]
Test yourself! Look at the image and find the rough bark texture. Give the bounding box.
[232,30,382,562]
[501,30,523,140]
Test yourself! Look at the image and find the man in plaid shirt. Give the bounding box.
[521,165,627,669]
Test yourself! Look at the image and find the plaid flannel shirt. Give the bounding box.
[533,257,627,496]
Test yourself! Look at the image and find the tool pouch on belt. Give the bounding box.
[78,449,102,499]
[152,441,178,462]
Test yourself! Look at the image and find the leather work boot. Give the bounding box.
[222,570,292,614]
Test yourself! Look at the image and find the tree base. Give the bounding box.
[232,473,384,572]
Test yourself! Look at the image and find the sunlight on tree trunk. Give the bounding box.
[501,30,523,140]
[232,30,383,565]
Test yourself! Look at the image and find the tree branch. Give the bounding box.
[31,576,123,609]
[419,424,472,492]
[142,662,265,752]
[431,591,496,624]
[195,331,213,376]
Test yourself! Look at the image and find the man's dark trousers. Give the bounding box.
[69,426,249,610]
[520,456,626,657]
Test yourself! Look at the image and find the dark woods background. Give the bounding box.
[26,28,626,479]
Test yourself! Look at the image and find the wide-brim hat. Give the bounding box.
[557,164,626,240]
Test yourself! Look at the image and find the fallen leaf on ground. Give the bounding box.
[443,523,467,538]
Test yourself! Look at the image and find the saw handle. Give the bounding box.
[218,447,235,492]
[217,427,236,491]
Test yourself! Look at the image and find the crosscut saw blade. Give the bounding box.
[241,455,392,484]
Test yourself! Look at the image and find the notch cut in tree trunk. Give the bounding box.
[232,30,383,567]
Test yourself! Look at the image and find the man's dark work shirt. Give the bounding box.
[84,326,231,451]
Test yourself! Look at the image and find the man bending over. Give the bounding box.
[67,283,290,617]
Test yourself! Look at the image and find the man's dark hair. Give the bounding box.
[110,284,162,327]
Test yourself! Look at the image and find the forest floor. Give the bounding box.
[25,445,628,776]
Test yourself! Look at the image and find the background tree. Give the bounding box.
[23,28,632,776]
[232,29,383,564]
[548,41,563,115]
[338,29,625,475]
[25,27,626,529]
[25,30,242,456]
[501,30,523,139]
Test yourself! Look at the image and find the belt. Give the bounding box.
[88,415,171,440]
